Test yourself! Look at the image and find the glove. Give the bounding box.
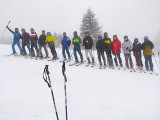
[126,47,129,50]
[6,26,8,28]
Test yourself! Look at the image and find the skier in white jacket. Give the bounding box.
[122,36,133,69]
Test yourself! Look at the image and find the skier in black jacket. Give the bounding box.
[29,28,39,57]
[83,31,94,64]
[96,35,106,67]
[21,28,30,56]
[103,32,113,67]
[132,38,143,69]
[38,30,49,59]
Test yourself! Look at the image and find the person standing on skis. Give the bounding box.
[141,36,154,71]
[82,31,94,65]
[61,32,71,61]
[6,26,23,55]
[29,28,39,57]
[111,35,123,67]
[96,35,106,67]
[103,32,113,67]
[46,32,58,60]
[133,38,143,70]
[122,36,133,69]
[72,31,83,62]
[21,28,30,56]
[38,30,49,59]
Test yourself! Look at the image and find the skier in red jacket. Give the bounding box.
[111,35,123,67]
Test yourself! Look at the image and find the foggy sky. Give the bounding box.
[0,0,160,42]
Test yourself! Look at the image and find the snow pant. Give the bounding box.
[30,41,39,57]
[124,53,133,69]
[134,52,143,68]
[22,41,30,55]
[12,40,23,53]
[144,55,153,70]
[105,50,113,66]
[85,49,93,58]
[97,50,106,65]
[39,44,49,57]
[73,45,83,61]
[49,46,57,58]
[62,46,70,59]
[114,52,122,66]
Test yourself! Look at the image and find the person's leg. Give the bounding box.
[88,49,94,63]
[114,55,118,66]
[108,50,113,66]
[39,45,42,57]
[148,55,153,70]
[22,42,26,55]
[101,51,106,65]
[97,51,102,65]
[128,53,133,69]
[124,53,129,68]
[74,46,78,61]
[117,53,123,67]
[16,41,23,53]
[12,41,16,53]
[77,46,83,61]
[144,56,149,70]
[43,45,49,58]
[62,46,66,59]
[85,49,90,63]
[66,47,70,58]
[26,42,31,55]
[139,52,143,68]
[52,46,58,58]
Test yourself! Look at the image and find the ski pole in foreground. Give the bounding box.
[43,65,59,120]
[62,62,68,120]
[1,21,10,39]
[153,54,160,72]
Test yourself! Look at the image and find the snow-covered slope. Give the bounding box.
[0,44,160,120]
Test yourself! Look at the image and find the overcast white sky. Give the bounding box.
[0,0,160,42]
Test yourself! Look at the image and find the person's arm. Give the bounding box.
[52,36,55,43]
[90,37,93,46]
[6,26,14,34]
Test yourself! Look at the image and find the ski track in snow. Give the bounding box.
[0,44,160,120]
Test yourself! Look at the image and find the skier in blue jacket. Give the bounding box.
[61,32,71,61]
[6,26,23,55]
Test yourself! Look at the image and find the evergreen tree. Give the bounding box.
[80,8,102,43]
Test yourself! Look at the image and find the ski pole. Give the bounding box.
[62,62,68,120]
[1,21,10,39]
[158,52,160,67]
[43,65,59,120]
[153,54,160,72]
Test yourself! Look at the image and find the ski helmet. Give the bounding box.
[30,28,34,32]
[104,32,108,37]
[15,28,19,32]
[21,28,25,32]
[63,32,66,36]
[73,31,77,35]
[98,35,102,40]
[124,35,128,40]
[134,38,138,42]
[47,32,51,35]
[144,36,148,40]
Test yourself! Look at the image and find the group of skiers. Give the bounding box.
[6,25,154,71]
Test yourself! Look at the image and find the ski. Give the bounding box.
[75,61,85,66]
[69,62,79,66]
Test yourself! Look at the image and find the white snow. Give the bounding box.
[0,44,160,120]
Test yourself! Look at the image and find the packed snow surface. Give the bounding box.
[0,44,160,120]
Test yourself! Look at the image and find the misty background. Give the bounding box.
[0,0,160,51]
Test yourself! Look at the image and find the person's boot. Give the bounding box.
[120,63,123,67]
[115,62,118,67]
[92,58,95,65]
[87,58,91,64]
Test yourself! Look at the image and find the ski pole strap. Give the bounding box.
[43,65,51,88]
